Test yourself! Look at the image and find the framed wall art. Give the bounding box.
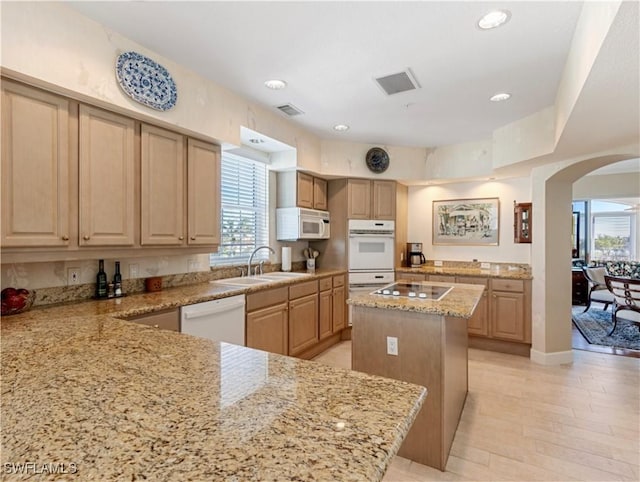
[433,198,499,246]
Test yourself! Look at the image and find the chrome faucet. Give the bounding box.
[247,245,275,276]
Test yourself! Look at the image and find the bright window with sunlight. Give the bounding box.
[210,153,268,265]
[590,200,636,261]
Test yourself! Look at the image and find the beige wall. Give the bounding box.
[573,172,640,199]
[407,178,532,264]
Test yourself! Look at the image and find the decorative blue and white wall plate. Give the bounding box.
[116,51,177,111]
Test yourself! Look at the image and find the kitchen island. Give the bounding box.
[1,304,426,481]
[348,280,484,471]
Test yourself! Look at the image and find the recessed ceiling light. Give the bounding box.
[478,10,511,30]
[490,92,511,102]
[248,138,265,144]
[264,79,287,90]
[333,124,350,132]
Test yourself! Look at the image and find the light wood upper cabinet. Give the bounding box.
[347,179,396,220]
[313,177,328,210]
[187,138,220,245]
[347,179,372,218]
[372,180,396,220]
[79,105,135,246]
[1,81,71,247]
[141,125,185,245]
[277,171,328,210]
[296,172,314,208]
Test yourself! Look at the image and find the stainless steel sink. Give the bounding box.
[212,272,312,287]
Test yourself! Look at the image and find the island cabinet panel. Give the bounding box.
[141,124,185,245]
[79,105,135,246]
[127,308,180,332]
[352,306,468,470]
[187,138,220,246]
[491,291,525,341]
[1,81,72,248]
[458,277,489,337]
[246,303,289,355]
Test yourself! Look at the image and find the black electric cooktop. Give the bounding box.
[372,282,453,300]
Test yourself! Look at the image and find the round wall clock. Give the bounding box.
[365,147,390,173]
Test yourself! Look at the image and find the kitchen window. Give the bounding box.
[210,153,268,265]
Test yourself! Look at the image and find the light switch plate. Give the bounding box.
[480,262,491,269]
[434,260,443,267]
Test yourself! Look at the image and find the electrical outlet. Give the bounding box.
[129,263,139,279]
[480,262,491,270]
[434,260,443,267]
[188,258,199,272]
[386,336,398,356]
[67,267,80,285]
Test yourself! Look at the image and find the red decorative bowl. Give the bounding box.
[1,288,36,316]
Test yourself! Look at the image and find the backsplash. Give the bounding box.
[1,252,309,307]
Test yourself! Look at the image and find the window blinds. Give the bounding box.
[210,154,269,265]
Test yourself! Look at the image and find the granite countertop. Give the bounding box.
[16,269,347,321]
[1,268,427,481]
[347,281,484,318]
[396,265,532,280]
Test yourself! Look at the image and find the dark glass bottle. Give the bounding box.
[96,259,108,298]
[113,261,122,296]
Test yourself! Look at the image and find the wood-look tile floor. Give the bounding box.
[313,341,640,481]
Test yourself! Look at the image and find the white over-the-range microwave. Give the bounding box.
[276,207,330,240]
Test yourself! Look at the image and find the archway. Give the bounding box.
[530,152,639,365]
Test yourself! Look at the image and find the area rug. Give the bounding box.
[572,307,640,350]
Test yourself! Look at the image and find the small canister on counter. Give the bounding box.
[145,276,162,292]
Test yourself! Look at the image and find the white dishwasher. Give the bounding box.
[180,295,246,346]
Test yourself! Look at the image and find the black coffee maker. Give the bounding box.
[407,242,426,267]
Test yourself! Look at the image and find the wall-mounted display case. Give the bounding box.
[514,202,532,243]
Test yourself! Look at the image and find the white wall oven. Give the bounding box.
[348,220,395,271]
[347,219,395,325]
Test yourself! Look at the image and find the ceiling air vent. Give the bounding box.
[374,69,420,96]
[276,103,304,116]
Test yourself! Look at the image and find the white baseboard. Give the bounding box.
[530,348,574,365]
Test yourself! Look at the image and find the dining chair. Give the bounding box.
[582,267,614,313]
[604,275,640,336]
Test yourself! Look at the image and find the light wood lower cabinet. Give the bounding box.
[79,105,135,246]
[246,303,289,355]
[429,274,456,283]
[458,277,489,337]
[246,276,346,358]
[319,288,333,340]
[332,284,346,332]
[289,293,319,356]
[127,308,180,332]
[1,80,72,248]
[491,291,525,341]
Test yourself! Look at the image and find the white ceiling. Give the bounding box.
[67,1,585,149]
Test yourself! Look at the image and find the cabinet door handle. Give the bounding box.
[153,324,159,329]
[83,235,90,241]
[492,294,497,298]
[190,236,196,241]
[178,236,184,240]
[61,235,69,241]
